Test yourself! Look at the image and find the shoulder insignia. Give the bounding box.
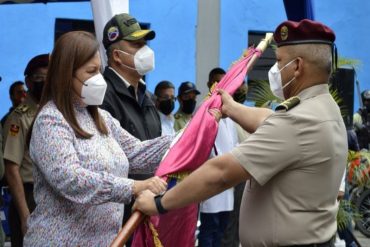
[275,96,300,112]
[174,113,182,119]
[9,124,20,136]
[15,104,30,114]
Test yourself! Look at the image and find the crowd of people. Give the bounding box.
[0,12,362,247]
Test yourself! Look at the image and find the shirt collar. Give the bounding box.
[158,111,174,120]
[108,67,147,104]
[108,67,146,89]
[297,84,329,101]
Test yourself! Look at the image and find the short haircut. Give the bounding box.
[208,67,226,82]
[9,80,24,96]
[106,42,121,64]
[288,44,332,75]
[154,80,175,97]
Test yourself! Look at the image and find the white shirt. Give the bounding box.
[159,112,175,136]
[200,118,239,213]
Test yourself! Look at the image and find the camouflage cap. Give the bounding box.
[103,13,155,49]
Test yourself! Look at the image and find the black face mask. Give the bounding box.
[182,99,196,114]
[158,99,175,115]
[30,81,44,102]
[365,104,370,113]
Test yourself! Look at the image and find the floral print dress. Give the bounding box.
[24,101,171,246]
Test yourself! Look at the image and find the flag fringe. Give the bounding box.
[148,221,163,247]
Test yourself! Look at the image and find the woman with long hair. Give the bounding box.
[24,31,171,245]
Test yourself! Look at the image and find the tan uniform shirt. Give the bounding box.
[230,84,347,246]
[3,95,38,183]
[174,110,192,132]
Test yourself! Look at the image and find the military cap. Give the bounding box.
[178,81,200,96]
[103,13,155,49]
[273,19,335,47]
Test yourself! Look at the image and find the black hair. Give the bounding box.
[9,80,25,96]
[154,80,175,97]
[208,67,226,82]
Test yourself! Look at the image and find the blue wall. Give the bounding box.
[314,0,370,111]
[0,1,197,118]
[130,0,197,94]
[220,0,286,69]
[0,0,369,119]
[0,2,93,117]
[220,0,370,112]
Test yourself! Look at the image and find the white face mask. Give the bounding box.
[268,59,297,100]
[80,73,107,105]
[117,45,155,75]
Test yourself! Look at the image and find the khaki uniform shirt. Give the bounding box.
[3,95,38,183]
[174,110,192,132]
[230,84,347,246]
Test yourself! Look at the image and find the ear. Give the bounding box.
[294,57,303,78]
[112,49,122,64]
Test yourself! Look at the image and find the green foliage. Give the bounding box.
[329,86,348,118]
[337,57,361,70]
[246,80,281,108]
[337,199,361,231]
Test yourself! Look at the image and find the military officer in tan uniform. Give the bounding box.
[3,54,49,247]
[174,81,200,131]
[134,19,346,247]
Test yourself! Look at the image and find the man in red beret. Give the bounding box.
[3,53,49,247]
[134,19,346,247]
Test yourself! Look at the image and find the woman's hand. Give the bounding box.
[133,176,167,197]
[133,190,158,216]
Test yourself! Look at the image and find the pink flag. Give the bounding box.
[132,48,262,247]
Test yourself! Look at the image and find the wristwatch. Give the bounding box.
[154,193,168,214]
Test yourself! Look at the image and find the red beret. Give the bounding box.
[273,19,335,47]
[24,54,49,76]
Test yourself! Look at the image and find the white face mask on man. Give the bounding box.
[117,45,155,75]
[80,73,107,105]
[268,58,297,100]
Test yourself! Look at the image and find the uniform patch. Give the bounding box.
[9,124,20,136]
[107,26,119,42]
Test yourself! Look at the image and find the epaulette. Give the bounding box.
[275,96,300,112]
[14,104,30,114]
[174,113,182,119]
